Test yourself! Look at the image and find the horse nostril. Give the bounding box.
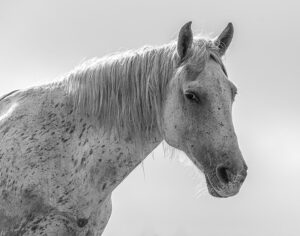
[216,166,231,184]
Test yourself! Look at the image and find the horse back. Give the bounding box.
[0,85,73,231]
[0,85,115,235]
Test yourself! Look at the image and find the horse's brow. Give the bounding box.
[209,54,227,76]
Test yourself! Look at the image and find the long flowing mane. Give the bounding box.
[64,37,221,143]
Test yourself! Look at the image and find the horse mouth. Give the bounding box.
[204,174,240,198]
[187,152,247,198]
[205,175,228,198]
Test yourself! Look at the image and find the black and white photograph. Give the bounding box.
[0,1,299,235]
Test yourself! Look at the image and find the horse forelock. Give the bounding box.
[64,36,222,144]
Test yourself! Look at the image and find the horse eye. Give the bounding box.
[185,92,200,103]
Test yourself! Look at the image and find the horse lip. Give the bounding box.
[207,182,227,198]
[205,174,239,198]
[205,175,226,198]
[189,152,244,198]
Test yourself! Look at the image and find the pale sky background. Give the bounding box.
[1,1,300,235]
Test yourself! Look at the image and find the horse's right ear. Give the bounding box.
[214,23,234,56]
[177,21,193,62]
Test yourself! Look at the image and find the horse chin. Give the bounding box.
[205,175,230,198]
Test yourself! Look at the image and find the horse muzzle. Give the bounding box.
[205,162,248,198]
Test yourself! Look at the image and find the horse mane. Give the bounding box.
[64,37,221,143]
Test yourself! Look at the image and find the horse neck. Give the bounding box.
[68,112,163,200]
[64,42,177,146]
[61,44,177,195]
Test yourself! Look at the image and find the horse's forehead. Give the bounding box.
[204,60,225,77]
[197,60,229,90]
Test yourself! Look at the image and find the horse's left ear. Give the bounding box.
[177,21,193,62]
[214,23,234,56]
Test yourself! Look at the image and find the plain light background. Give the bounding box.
[1,1,300,235]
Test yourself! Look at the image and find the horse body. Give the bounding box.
[0,86,161,235]
[0,22,248,235]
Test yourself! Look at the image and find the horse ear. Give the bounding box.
[177,21,193,61]
[215,22,234,56]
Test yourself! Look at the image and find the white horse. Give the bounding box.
[0,22,247,235]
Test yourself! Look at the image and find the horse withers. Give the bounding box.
[0,22,247,235]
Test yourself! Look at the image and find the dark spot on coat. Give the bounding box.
[27,213,34,221]
[102,183,107,190]
[2,190,9,200]
[79,124,87,139]
[116,152,123,161]
[89,149,93,155]
[16,115,25,120]
[69,125,76,134]
[77,218,88,228]
[61,137,69,143]
[57,196,65,203]
[33,218,43,225]
[2,127,10,135]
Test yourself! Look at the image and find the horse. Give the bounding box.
[0,22,247,235]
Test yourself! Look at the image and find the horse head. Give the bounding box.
[163,22,247,198]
